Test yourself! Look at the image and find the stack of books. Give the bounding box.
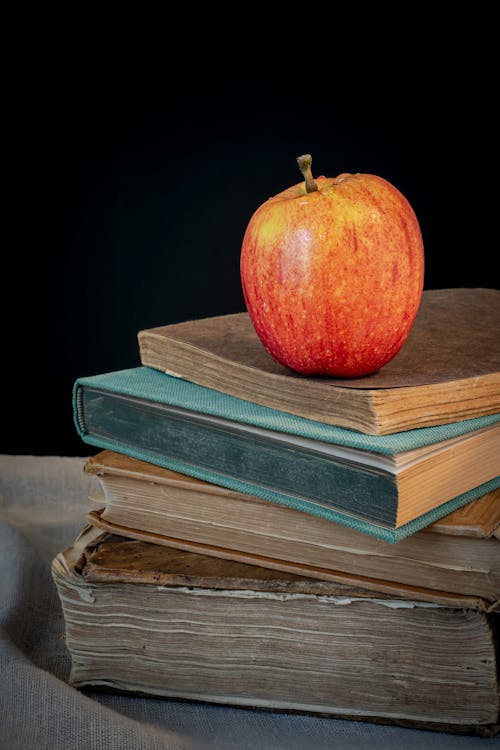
[53,288,500,736]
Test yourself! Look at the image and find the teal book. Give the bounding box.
[73,367,500,543]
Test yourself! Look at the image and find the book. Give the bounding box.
[52,525,500,736]
[73,365,500,542]
[138,288,500,435]
[85,450,500,611]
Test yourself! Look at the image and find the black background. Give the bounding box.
[5,27,496,455]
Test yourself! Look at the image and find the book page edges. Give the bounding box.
[85,451,500,539]
[395,429,500,526]
[85,510,498,612]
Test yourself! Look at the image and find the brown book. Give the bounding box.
[85,451,500,611]
[138,288,500,435]
[52,525,500,736]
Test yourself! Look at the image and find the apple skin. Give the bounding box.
[240,173,424,377]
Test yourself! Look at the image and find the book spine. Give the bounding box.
[76,384,399,525]
[73,384,500,543]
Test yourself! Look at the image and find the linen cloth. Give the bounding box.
[0,455,496,750]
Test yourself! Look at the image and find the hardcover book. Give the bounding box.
[85,451,500,611]
[52,526,500,736]
[73,365,500,542]
[138,288,500,435]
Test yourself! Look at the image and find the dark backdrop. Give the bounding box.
[5,37,496,455]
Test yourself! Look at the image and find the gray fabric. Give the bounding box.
[0,456,496,750]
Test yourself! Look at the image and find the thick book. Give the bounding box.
[138,288,500,435]
[73,365,500,542]
[52,526,500,736]
[85,451,500,611]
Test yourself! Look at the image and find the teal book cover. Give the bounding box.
[73,366,500,543]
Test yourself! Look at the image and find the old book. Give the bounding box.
[138,288,500,435]
[73,365,500,541]
[52,526,500,736]
[85,451,500,611]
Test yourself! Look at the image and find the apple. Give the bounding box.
[240,155,424,377]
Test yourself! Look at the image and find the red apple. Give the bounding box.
[240,155,424,377]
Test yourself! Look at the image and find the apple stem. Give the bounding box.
[297,154,318,193]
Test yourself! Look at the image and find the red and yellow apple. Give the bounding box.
[240,155,424,377]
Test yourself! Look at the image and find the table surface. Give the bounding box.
[0,454,496,750]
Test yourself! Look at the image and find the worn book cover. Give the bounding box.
[73,365,500,541]
[85,451,500,611]
[52,526,500,736]
[138,288,500,434]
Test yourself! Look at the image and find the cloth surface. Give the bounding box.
[0,455,497,750]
